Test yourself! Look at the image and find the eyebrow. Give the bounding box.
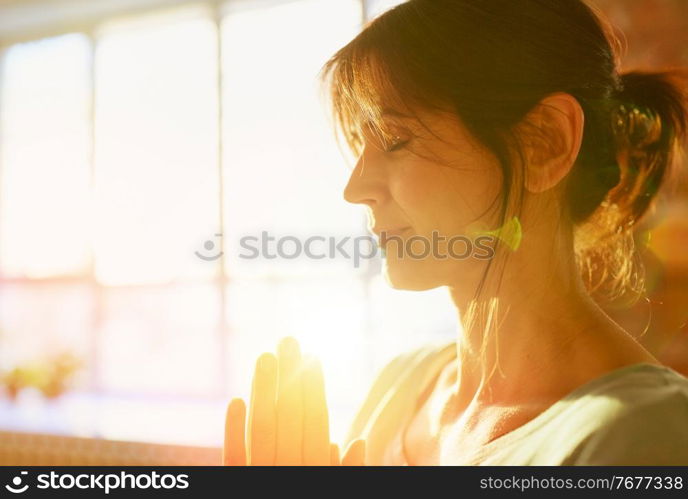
[359,110,416,135]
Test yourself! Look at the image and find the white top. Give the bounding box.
[343,341,688,465]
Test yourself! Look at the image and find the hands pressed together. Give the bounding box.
[223,337,365,466]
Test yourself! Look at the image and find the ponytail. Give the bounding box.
[575,69,688,304]
[608,70,688,229]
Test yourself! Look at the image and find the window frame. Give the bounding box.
[0,0,375,400]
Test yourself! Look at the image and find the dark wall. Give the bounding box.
[592,0,688,375]
[594,0,688,69]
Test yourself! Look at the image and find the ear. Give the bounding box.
[522,93,585,194]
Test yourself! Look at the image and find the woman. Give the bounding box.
[223,0,688,465]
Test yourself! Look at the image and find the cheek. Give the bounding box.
[391,164,437,205]
[392,160,503,234]
[447,165,503,227]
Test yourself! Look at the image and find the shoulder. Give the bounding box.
[344,340,454,445]
[565,365,688,465]
[363,340,455,403]
[378,340,454,381]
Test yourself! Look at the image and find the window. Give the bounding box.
[365,0,406,19]
[0,0,456,447]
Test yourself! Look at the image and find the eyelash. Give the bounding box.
[349,131,409,154]
[385,137,409,153]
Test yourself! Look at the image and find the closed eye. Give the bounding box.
[385,137,410,153]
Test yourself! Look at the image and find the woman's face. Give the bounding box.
[343,107,504,291]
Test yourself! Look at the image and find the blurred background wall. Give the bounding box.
[0,0,685,464]
[592,0,688,376]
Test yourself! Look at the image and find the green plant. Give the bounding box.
[1,351,83,401]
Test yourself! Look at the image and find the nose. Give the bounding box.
[343,149,386,206]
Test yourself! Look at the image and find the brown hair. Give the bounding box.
[319,0,688,307]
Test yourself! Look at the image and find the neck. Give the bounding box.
[445,217,654,409]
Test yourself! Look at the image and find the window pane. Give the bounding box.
[366,0,406,20]
[99,284,220,397]
[368,275,458,363]
[94,8,220,286]
[225,276,368,442]
[221,0,364,279]
[0,34,91,278]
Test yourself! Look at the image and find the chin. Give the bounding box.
[381,252,486,293]
[382,258,445,291]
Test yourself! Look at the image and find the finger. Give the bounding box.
[302,355,330,465]
[342,439,366,466]
[275,336,304,465]
[223,398,246,465]
[330,443,340,466]
[248,353,277,465]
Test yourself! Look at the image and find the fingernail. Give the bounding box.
[258,354,274,372]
